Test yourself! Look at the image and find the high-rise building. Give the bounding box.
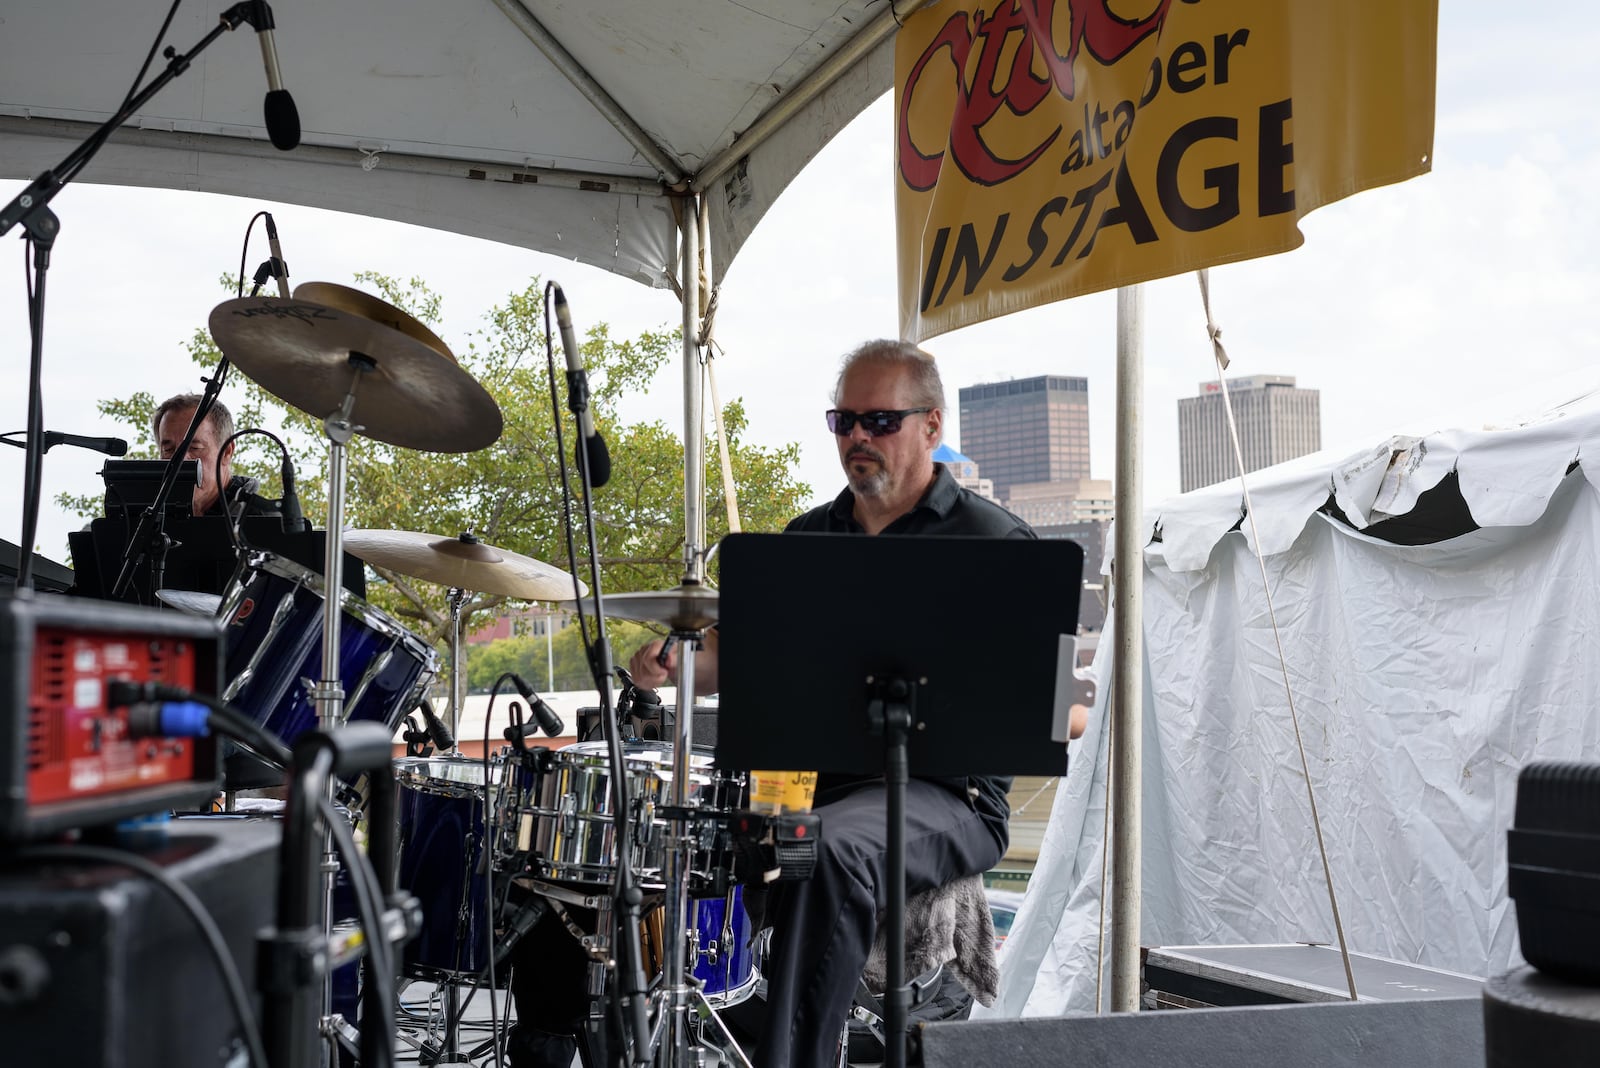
[957,375,1090,501]
[1177,375,1321,492]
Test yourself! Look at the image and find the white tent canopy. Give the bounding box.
[983,388,1600,1017]
[0,0,899,289]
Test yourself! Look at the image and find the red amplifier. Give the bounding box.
[1,592,223,840]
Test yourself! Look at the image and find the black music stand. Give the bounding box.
[715,532,1084,1067]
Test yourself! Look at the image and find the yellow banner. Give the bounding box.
[895,0,1437,341]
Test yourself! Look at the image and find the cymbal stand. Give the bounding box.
[313,355,372,731]
[658,623,706,1067]
[311,354,371,1062]
[447,585,467,745]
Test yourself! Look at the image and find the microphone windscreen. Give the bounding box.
[264,89,301,150]
[582,434,611,489]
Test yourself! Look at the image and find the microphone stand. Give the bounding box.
[107,245,282,603]
[0,2,283,593]
[567,375,655,1067]
[110,367,228,602]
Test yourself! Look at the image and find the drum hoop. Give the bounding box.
[235,550,434,650]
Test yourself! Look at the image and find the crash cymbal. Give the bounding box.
[156,589,223,615]
[344,529,586,601]
[208,287,503,453]
[292,282,456,363]
[567,583,718,630]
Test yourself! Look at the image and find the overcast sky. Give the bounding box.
[4,2,1598,567]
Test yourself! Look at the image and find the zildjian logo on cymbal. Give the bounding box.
[232,301,339,326]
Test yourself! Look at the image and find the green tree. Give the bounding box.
[63,274,810,668]
[462,617,658,694]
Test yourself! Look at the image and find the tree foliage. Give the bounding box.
[64,274,811,682]
[464,618,656,694]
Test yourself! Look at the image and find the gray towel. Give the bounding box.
[861,873,1000,1006]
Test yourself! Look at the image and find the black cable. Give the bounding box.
[12,843,269,1068]
[318,794,397,1068]
[482,677,508,1068]
[121,0,185,113]
[237,210,270,298]
[217,426,293,551]
[113,680,294,770]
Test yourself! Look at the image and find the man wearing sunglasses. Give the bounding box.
[629,338,1037,1067]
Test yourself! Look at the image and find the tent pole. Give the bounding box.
[681,198,705,584]
[1109,283,1144,1012]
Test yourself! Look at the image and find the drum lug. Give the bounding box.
[560,792,577,837]
[634,799,655,848]
[346,646,393,713]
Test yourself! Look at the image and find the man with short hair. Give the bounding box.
[629,338,1037,1067]
[152,393,259,516]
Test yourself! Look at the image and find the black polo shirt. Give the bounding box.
[784,465,1035,843]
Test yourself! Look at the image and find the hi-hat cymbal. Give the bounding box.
[208,285,503,453]
[156,589,223,615]
[566,583,718,630]
[344,529,586,601]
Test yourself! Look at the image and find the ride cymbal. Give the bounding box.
[344,529,585,601]
[565,583,718,630]
[208,286,503,453]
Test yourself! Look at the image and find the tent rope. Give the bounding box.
[1197,267,1359,1002]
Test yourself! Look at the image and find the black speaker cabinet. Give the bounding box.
[0,818,280,1068]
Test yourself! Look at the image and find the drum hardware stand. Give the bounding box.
[308,355,370,1063]
[447,584,468,745]
[655,619,710,1068]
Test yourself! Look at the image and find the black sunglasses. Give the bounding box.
[825,407,932,437]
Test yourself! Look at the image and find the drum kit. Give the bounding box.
[189,283,758,1066]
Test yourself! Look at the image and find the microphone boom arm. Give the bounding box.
[0,4,274,590]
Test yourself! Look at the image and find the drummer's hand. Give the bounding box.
[629,639,674,689]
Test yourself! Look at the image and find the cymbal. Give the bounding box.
[344,529,586,601]
[292,282,456,362]
[566,583,718,630]
[156,589,223,615]
[208,285,503,453]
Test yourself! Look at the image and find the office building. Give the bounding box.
[958,376,1090,502]
[1006,478,1113,527]
[1178,375,1321,492]
[932,442,997,501]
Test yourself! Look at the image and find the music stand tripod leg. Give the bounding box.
[867,676,915,1068]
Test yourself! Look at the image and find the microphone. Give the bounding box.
[508,675,566,737]
[251,3,301,150]
[553,285,611,489]
[41,432,128,456]
[263,213,290,298]
[279,451,308,533]
[414,699,456,752]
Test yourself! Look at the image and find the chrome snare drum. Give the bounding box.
[530,740,742,886]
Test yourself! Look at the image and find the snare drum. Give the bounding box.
[395,755,508,981]
[530,740,742,886]
[220,552,437,782]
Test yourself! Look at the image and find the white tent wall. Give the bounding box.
[981,399,1600,1017]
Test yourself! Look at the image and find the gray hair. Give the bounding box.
[152,393,235,446]
[833,339,946,410]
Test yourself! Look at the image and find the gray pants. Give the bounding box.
[755,779,1006,1068]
